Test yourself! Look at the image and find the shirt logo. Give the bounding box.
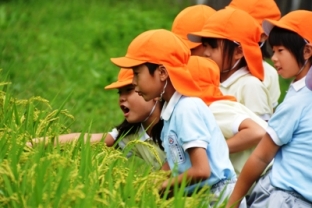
[168,135,185,164]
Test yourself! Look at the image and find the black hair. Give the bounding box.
[268,27,308,66]
[150,118,164,150]
[260,41,271,59]
[116,119,141,140]
[115,108,164,151]
[145,62,160,75]
[202,38,247,71]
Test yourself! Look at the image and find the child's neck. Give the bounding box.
[294,63,312,81]
[162,82,176,103]
[220,67,240,83]
[142,102,161,136]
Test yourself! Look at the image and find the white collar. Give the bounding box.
[160,91,182,121]
[220,67,249,88]
[138,124,150,141]
[290,76,306,92]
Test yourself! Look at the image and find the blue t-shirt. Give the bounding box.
[267,77,312,202]
[160,92,236,193]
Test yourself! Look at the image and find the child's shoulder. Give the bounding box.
[178,96,207,107]
[174,96,210,114]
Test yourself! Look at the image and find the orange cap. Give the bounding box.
[227,0,281,25]
[187,56,236,105]
[110,29,201,97]
[188,8,264,81]
[171,5,216,49]
[104,68,133,90]
[262,10,312,44]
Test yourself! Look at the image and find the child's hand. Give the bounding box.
[158,179,174,199]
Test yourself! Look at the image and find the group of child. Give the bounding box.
[30,0,312,207]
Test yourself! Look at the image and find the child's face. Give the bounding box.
[190,44,206,56]
[118,84,156,123]
[132,65,163,102]
[271,45,300,79]
[202,41,224,72]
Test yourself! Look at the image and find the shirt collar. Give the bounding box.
[220,67,249,88]
[290,76,306,92]
[138,124,150,141]
[160,91,182,121]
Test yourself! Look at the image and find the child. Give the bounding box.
[187,56,267,175]
[29,69,166,170]
[171,4,216,56]
[227,0,281,108]
[227,10,312,208]
[110,29,240,207]
[188,8,273,121]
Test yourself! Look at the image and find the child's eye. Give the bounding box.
[127,87,134,92]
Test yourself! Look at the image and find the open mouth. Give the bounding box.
[120,105,130,114]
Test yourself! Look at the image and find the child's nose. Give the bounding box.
[203,48,210,58]
[119,94,126,102]
[132,77,137,86]
[271,53,277,63]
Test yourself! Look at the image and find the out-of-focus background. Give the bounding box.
[0,0,310,133]
[197,0,312,12]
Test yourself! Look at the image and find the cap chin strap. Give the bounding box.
[296,59,308,76]
[142,100,158,122]
[221,58,241,74]
[142,79,167,123]
[259,42,265,48]
[159,79,168,102]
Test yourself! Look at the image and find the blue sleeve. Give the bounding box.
[267,100,300,145]
[173,98,212,150]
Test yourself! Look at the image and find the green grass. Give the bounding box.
[0,0,192,132]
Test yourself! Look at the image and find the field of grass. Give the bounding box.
[0,0,195,133]
[0,0,290,207]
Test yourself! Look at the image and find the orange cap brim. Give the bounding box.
[110,57,146,68]
[104,80,132,90]
[262,19,294,36]
[188,31,227,43]
[176,34,202,49]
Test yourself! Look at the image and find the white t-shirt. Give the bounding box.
[210,100,268,175]
[220,67,273,121]
[108,125,165,170]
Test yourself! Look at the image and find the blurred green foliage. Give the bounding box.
[0,0,193,132]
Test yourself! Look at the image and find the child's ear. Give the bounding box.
[260,33,268,42]
[153,97,160,102]
[234,46,244,60]
[303,44,312,60]
[158,65,169,81]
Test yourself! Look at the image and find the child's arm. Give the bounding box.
[28,133,115,147]
[161,162,171,171]
[227,118,266,153]
[226,133,279,208]
[160,147,210,189]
